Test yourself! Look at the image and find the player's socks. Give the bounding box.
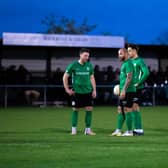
[72,111,78,127]
[132,111,143,130]
[125,112,133,131]
[132,111,138,129]
[137,111,143,130]
[111,113,125,136]
[117,113,125,129]
[84,111,96,135]
[85,111,92,128]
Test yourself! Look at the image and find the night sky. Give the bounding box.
[0,0,168,44]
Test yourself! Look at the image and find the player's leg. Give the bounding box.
[122,93,134,136]
[122,107,133,136]
[111,106,124,136]
[111,97,126,136]
[132,103,143,135]
[71,94,80,135]
[84,106,96,135]
[71,107,79,135]
[84,93,96,135]
[132,89,144,135]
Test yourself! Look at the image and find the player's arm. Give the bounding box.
[120,72,132,99]
[90,74,96,98]
[136,60,149,86]
[63,72,74,96]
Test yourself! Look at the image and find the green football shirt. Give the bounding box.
[131,57,149,89]
[66,61,94,94]
[120,59,136,93]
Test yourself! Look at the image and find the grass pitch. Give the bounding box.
[0,106,168,168]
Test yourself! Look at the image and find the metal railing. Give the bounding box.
[0,84,168,108]
[0,85,63,108]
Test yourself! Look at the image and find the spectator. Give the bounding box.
[52,67,64,84]
[6,65,17,84]
[94,65,104,84]
[17,65,32,84]
[106,65,115,84]
[25,90,40,105]
[114,68,120,84]
[0,66,6,84]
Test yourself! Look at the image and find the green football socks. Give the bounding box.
[85,111,92,127]
[126,112,133,131]
[72,111,78,127]
[117,113,125,129]
[132,111,142,129]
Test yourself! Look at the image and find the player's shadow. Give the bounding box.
[0,128,70,135]
[39,128,69,134]
[94,128,114,134]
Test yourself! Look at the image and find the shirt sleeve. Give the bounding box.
[138,59,150,85]
[126,61,133,74]
[65,62,74,76]
[90,63,94,75]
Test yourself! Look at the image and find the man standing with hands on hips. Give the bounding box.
[63,48,96,135]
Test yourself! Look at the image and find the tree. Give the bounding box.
[153,30,168,45]
[41,14,97,35]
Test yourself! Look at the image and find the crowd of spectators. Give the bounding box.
[0,64,168,106]
[0,64,168,86]
[0,65,32,85]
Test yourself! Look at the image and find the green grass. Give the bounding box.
[0,106,168,168]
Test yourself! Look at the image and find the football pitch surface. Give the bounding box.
[0,106,168,168]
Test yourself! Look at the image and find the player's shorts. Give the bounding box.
[133,89,143,105]
[71,92,93,108]
[118,92,135,108]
